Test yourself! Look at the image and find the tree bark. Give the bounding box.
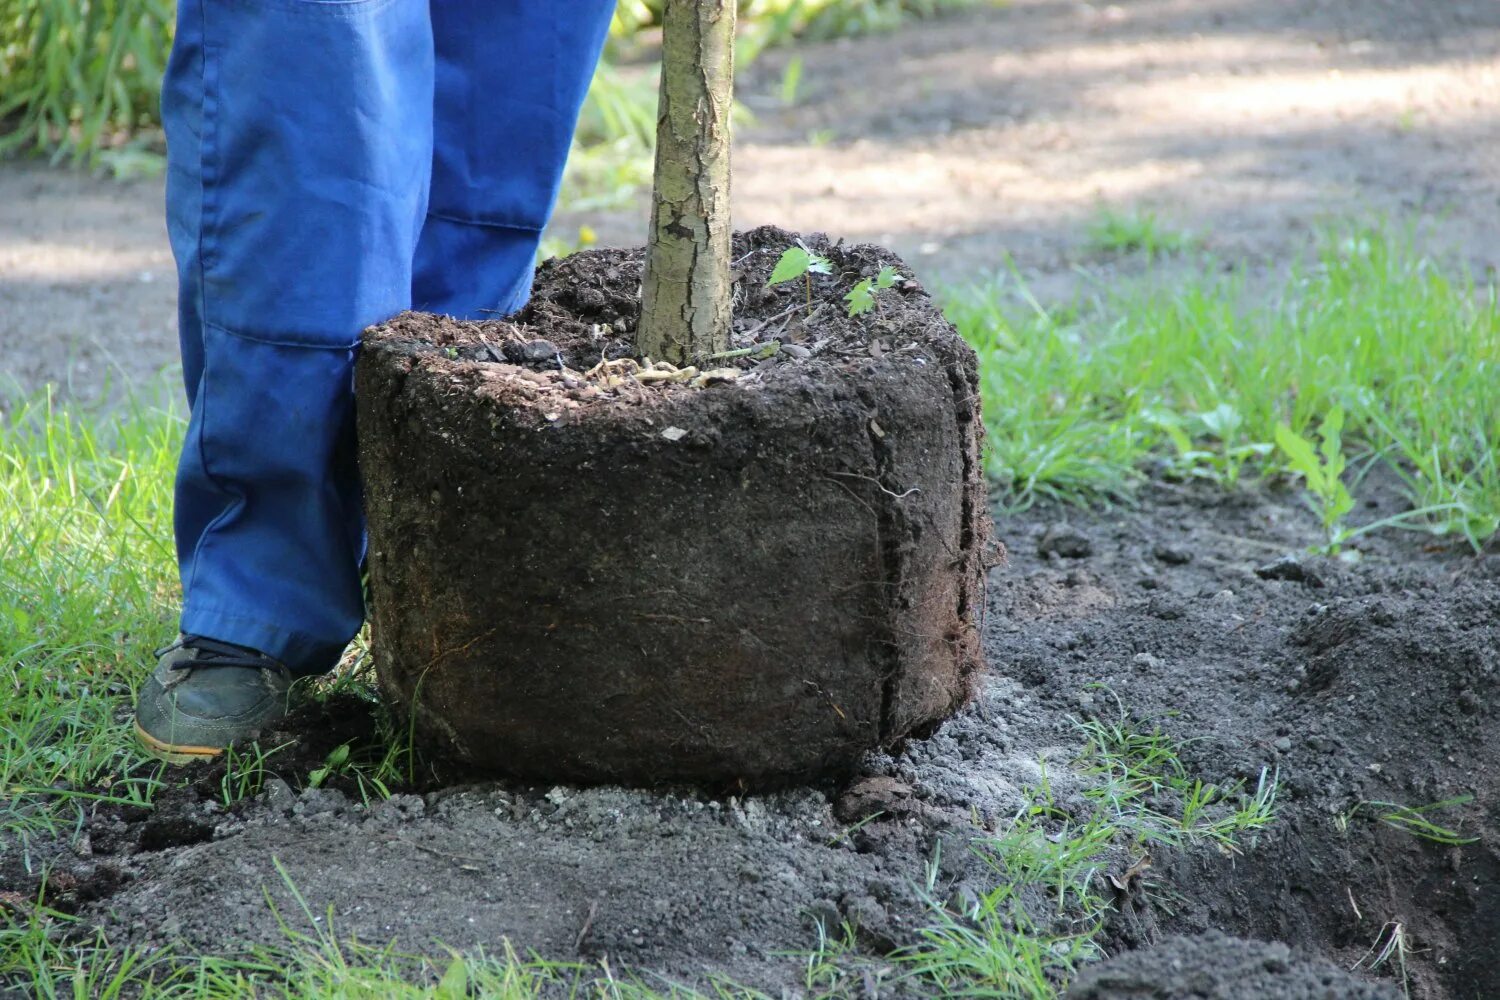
[636,0,735,365]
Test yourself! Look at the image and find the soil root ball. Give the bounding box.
[356,229,994,785]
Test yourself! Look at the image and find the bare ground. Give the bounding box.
[3,0,1499,404]
[18,481,1496,998]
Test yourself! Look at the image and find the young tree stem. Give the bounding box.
[636,0,735,364]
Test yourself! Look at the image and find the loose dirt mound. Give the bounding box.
[1065,931,1400,999]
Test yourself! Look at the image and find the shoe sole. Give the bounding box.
[134,721,225,765]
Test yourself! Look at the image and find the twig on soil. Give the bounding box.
[394,837,485,872]
[697,340,780,363]
[776,303,827,341]
[740,300,806,339]
[803,679,847,719]
[575,899,600,951]
[633,612,714,625]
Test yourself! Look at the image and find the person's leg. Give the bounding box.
[142,0,434,758]
[412,0,615,318]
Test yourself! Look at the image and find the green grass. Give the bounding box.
[0,390,429,837]
[950,227,1500,548]
[0,0,173,166]
[1084,208,1194,260]
[1336,795,1479,847]
[0,389,180,837]
[1075,708,1278,853]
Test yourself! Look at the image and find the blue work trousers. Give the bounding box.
[164,0,615,674]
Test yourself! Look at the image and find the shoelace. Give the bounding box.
[155,634,279,671]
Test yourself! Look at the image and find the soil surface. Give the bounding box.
[7,478,1494,997]
[5,0,1500,404]
[1065,931,1399,999]
[357,231,990,784]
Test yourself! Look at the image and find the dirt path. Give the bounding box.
[3,0,1498,404]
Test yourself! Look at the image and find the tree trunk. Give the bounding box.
[636,0,735,365]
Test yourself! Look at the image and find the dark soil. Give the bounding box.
[356,228,991,785]
[4,477,1495,997]
[1065,931,1400,999]
[996,483,1500,1000]
[0,692,398,915]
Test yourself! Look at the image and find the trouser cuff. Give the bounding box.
[180,602,351,677]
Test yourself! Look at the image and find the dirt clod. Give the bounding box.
[1255,553,1325,587]
[1038,523,1093,559]
[1152,544,1192,565]
[503,338,562,365]
[834,776,916,824]
[1065,931,1401,1000]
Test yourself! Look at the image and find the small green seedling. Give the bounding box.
[845,265,901,317]
[769,241,833,308]
[306,743,351,790]
[220,741,294,807]
[1146,404,1271,487]
[306,739,402,805]
[1276,406,1460,553]
[1275,407,1355,553]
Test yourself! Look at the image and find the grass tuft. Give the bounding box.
[1337,795,1479,847]
[1085,207,1194,259]
[895,694,1276,998]
[951,227,1500,547]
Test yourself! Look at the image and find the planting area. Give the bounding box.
[4,224,1496,996]
[4,438,1496,997]
[3,1,1499,998]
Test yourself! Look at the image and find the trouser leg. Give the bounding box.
[164,0,433,674]
[412,0,616,318]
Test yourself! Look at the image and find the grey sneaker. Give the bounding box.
[134,634,293,763]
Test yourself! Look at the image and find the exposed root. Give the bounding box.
[582,356,742,390]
